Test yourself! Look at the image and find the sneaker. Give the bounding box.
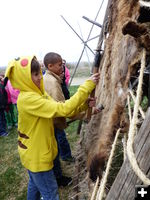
[62,156,75,163]
[0,132,9,137]
[56,176,72,187]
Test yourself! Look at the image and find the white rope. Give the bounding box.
[127,95,132,123]
[122,132,127,161]
[96,128,121,200]
[129,90,145,119]
[127,48,150,185]
[90,177,100,200]
[139,0,150,8]
[122,95,132,161]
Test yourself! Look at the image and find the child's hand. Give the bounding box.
[88,73,100,84]
[87,97,97,108]
[92,104,104,115]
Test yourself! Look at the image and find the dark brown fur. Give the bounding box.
[122,21,150,50]
[89,154,105,182]
[88,94,128,181]
[83,0,149,184]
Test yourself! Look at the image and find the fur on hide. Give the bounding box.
[86,0,150,183]
[88,87,128,181]
[122,21,150,51]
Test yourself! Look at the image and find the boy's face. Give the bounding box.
[48,61,63,76]
[31,71,42,89]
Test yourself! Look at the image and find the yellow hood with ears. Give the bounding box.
[5,56,44,95]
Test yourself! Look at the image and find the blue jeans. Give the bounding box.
[55,128,72,160]
[27,169,59,200]
[0,109,7,136]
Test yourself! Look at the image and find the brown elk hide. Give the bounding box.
[81,0,150,182]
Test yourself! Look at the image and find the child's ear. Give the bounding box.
[47,64,52,70]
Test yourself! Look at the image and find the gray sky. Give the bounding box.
[0,0,108,66]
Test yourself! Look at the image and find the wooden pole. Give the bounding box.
[82,16,102,28]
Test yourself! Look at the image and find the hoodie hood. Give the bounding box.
[5,56,44,95]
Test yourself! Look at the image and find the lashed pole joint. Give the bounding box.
[60,15,95,55]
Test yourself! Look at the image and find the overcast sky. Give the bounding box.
[0,0,108,66]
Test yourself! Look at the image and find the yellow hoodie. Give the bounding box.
[5,56,95,172]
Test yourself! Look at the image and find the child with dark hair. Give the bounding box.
[5,80,19,129]
[43,52,73,187]
[0,74,8,137]
[5,55,99,200]
[61,60,70,100]
[43,52,100,187]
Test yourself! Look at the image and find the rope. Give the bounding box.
[122,95,132,161]
[90,177,99,200]
[122,133,127,161]
[127,95,132,123]
[127,48,150,185]
[96,128,121,200]
[129,89,145,119]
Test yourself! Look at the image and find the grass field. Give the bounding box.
[0,62,91,78]
[0,85,79,200]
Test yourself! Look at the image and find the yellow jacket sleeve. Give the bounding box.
[18,80,95,119]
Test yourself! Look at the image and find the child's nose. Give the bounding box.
[38,74,42,80]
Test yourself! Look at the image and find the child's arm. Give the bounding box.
[18,74,99,119]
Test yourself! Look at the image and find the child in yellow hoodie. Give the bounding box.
[5,56,99,200]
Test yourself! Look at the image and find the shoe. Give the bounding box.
[0,132,9,137]
[62,156,75,163]
[56,176,72,187]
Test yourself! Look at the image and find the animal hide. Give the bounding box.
[80,0,150,183]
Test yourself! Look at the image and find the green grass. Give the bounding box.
[0,128,28,200]
[69,85,79,96]
[69,66,91,78]
[0,85,80,200]
[1,62,91,78]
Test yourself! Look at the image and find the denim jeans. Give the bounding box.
[55,128,72,160]
[0,109,7,136]
[27,169,59,200]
